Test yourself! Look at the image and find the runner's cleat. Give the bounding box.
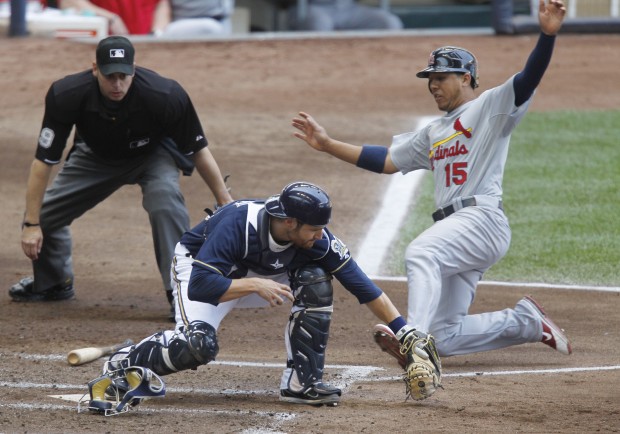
[521,295,572,355]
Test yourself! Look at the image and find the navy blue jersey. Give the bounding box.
[180,200,383,305]
[36,66,207,164]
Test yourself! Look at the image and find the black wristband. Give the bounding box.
[22,221,40,228]
[357,144,388,173]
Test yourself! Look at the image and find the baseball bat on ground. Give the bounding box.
[67,339,133,366]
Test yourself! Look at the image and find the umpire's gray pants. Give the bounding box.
[34,142,189,295]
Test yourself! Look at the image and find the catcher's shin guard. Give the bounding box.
[398,328,442,401]
[119,322,219,376]
[287,308,332,387]
[285,265,335,390]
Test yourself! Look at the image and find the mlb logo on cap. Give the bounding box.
[110,49,126,58]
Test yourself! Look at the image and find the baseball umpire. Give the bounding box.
[83,182,441,414]
[291,0,572,369]
[11,36,233,321]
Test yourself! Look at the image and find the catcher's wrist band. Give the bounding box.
[396,325,415,341]
[22,221,40,228]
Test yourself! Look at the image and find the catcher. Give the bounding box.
[83,182,441,416]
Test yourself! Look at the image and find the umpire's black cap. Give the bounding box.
[96,36,135,76]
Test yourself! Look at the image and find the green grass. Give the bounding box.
[385,110,620,287]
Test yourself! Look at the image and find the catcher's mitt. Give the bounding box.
[400,330,442,401]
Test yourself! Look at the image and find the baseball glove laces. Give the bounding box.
[399,330,442,401]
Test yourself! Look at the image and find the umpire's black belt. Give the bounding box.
[432,196,503,222]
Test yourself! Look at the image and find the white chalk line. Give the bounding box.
[367,276,620,293]
[0,356,382,394]
[0,354,381,429]
[1,397,290,434]
[1,358,617,431]
[0,400,296,419]
[2,357,617,394]
[355,170,427,276]
[356,115,436,276]
[370,364,620,383]
[0,357,302,432]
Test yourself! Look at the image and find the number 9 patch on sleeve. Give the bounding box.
[38,127,55,149]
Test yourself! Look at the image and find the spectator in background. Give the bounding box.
[57,0,157,35]
[9,0,29,37]
[288,0,403,31]
[59,0,234,36]
[152,0,235,37]
[58,0,164,35]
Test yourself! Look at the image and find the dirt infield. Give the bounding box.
[1,32,619,433]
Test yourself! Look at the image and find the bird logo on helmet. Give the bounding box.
[265,182,332,227]
[416,46,479,89]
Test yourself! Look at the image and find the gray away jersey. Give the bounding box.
[389,75,531,208]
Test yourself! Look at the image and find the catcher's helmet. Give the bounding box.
[416,46,479,89]
[265,182,332,226]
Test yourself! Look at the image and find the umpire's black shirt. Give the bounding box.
[35,66,208,164]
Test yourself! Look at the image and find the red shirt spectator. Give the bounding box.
[59,0,166,35]
[91,0,161,34]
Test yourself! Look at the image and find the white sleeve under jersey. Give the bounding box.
[390,74,532,208]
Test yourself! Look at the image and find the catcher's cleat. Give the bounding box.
[279,382,341,407]
[80,364,166,416]
[373,324,407,369]
[399,329,442,401]
[9,276,74,302]
[521,295,572,355]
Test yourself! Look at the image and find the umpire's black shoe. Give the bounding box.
[279,382,341,406]
[9,276,74,302]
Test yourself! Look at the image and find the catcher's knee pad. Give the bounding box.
[164,321,218,373]
[291,264,333,309]
[288,265,334,388]
[180,320,219,365]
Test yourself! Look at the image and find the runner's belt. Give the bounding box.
[432,196,503,222]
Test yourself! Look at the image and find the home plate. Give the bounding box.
[49,394,84,403]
